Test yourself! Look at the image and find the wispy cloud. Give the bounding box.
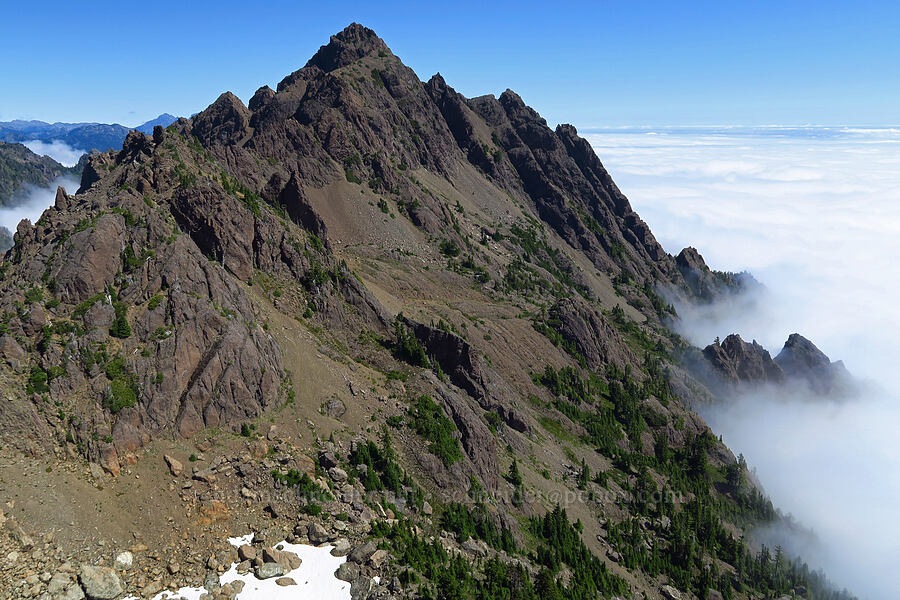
[22,140,85,167]
[589,127,900,599]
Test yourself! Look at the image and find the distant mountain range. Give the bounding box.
[0,113,178,153]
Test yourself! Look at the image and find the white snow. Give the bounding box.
[126,534,352,600]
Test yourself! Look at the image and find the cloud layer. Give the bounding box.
[588,127,900,599]
[0,174,81,250]
[22,139,85,167]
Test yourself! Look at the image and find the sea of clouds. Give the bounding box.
[587,126,900,599]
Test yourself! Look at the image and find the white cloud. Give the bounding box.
[589,127,900,599]
[0,174,81,244]
[22,139,85,167]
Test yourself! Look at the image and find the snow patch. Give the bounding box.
[127,535,352,600]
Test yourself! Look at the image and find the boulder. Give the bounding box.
[79,565,123,599]
[255,562,285,579]
[348,540,377,564]
[335,561,359,582]
[307,522,329,544]
[164,454,183,476]
[328,466,348,482]
[660,585,682,600]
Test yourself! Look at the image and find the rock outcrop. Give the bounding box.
[775,333,854,395]
[699,332,854,397]
[702,334,785,386]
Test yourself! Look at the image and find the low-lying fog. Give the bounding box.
[588,126,900,599]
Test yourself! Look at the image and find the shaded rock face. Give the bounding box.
[675,246,756,302]
[402,317,529,434]
[191,92,251,146]
[775,333,853,396]
[702,334,785,386]
[547,297,638,372]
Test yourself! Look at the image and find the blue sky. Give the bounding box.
[1,0,898,127]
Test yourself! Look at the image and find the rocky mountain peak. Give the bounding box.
[776,333,831,370]
[676,246,707,271]
[191,91,251,146]
[306,22,390,72]
[702,334,785,386]
[774,333,853,395]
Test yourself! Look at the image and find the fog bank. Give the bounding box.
[0,174,81,250]
[589,126,900,599]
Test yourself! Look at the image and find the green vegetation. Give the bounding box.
[530,506,629,598]
[392,317,429,368]
[441,502,516,552]
[220,172,261,216]
[271,469,332,501]
[26,366,50,394]
[349,432,424,510]
[73,293,104,319]
[505,223,589,298]
[408,395,462,466]
[371,506,626,600]
[439,239,461,257]
[109,300,131,338]
[103,355,138,413]
[24,285,43,304]
[532,313,587,368]
[122,245,154,272]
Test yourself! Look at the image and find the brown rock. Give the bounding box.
[164,454,183,476]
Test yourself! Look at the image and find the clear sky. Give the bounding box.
[1,0,898,127]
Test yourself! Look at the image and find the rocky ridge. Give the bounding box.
[0,23,856,600]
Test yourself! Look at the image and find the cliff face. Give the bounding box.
[0,23,854,600]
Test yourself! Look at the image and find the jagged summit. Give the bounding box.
[305,22,390,72]
[699,332,854,396]
[775,333,853,395]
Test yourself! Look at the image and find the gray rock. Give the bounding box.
[114,551,133,570]
[350,576,375,600]
[255,562,286,579]
[661,585,682,600]
[348,540,377,564]
[331,538,352,557]
[79,565,123,599]
[335,561,359,582]
[318,451,339,469]
[307,522,330,544]
[328,467,348,482]
[324,397,346,419]
[47,572,74,594]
